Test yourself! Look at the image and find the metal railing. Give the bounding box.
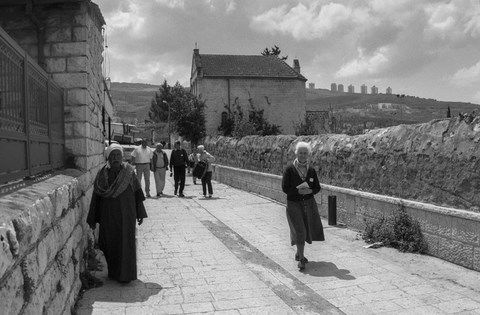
[0,26,65,185]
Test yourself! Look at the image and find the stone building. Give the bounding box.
[338,83,344,92]
[386,86,392,94]
[348,84,355,93]
[0,0,112,313]
[371,85,379,95]
[190,48,308,135]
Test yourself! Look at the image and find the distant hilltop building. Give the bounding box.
[371,85,378,95]
[308,82,315,89]
[190,48,307,135]
[386,86,392,94]
[331,83,337,92]
[338,84,344,92]
[348,84,354,93]
[361,84,367,94]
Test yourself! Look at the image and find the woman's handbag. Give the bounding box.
[192,161,208,179]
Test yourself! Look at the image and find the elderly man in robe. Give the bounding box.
[87,143,148,283]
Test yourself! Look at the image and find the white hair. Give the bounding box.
[295,141,311,154]
[197,145,205,150]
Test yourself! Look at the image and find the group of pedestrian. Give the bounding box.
[87,138,323,285]
[129,139,215,198]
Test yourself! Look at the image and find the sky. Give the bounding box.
[97,0,480,104]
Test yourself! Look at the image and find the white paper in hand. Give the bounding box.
[296,181,310,189]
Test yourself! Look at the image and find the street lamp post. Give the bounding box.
[163,100,171,148]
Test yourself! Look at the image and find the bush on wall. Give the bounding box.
[363,204,427,254]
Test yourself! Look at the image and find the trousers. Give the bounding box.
[202,171,213,195]
[153,168,166,194]
[173,165,186,194]
[135,164,150,195]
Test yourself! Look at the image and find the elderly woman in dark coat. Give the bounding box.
[282,141,324,270]
[88,143,147,283]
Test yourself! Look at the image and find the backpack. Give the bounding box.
[192,161,208,179]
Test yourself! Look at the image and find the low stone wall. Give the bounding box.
[213,164,480,271]
[0,169,94,314]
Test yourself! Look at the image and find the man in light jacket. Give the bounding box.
[151,143,169,197]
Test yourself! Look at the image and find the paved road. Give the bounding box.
[76,172,480,314]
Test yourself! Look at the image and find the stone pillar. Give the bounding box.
[0,0,106,179]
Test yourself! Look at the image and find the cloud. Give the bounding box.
[95,0,480,104]
[250,2,358,40]
[335,47,389,78]
[451,60,480,86]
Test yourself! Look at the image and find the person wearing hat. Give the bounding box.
[87,143,148,283]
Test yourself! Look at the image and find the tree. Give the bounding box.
[149,80,206,146]
[261,45,288,60]
[148,80,171,123]
[447,106,451,118]
[175,94,206,147]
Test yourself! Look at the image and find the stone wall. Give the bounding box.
[198,77,306,135]
[212,164,480,271]
[205,117,480,211]
[0,1,108,313]
[0,0,108,178]
[0,170,93,314]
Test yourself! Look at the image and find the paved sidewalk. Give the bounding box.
[76,172,480,314]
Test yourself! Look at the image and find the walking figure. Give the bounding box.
[151,142,169,197]
[88,143,147,283]
[282,142,324,270]
[197,145,215,198]
[170,140,189,197]
[131,138,153,197]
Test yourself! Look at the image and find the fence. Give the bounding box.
[0,27,65,185]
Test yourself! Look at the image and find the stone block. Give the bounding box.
[451,216,479,245]
[438,237,473,268]
[37,229,57,275]
[54,185,70,218]
[22,250,40,289]
[45,27,72,43]
[45,58,66,73]
[51,42,86,57]
[52,72,87,89]
[473,247,480,271]
[67,56,87,72]
[0,266,24,314]
[0,223,17,279]
[73,26,87,41]
[66,89,88,107]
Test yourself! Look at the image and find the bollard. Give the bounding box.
[328,195,337,226]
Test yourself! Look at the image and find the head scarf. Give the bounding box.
[95,143,133,198]
[104,143,124,159]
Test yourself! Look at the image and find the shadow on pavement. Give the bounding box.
[75,279,163,314]
[302,261,355,280]
[199,196,222,200]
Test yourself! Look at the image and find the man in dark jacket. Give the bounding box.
[151,143,169,197]
[170,140,189,197]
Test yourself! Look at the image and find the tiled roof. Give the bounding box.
[196,54,307,81]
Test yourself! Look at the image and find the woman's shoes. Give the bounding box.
[298,258,307,270]
[295,254,308,262]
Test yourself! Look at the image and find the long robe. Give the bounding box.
[87,166,147,282]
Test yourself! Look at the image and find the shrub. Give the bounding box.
[363,204,427,254]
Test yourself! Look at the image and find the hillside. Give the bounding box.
[306,88,480,134]
[109,82,160,123]
[108,82,480,133]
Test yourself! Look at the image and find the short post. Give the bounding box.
[328,195,337,226]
